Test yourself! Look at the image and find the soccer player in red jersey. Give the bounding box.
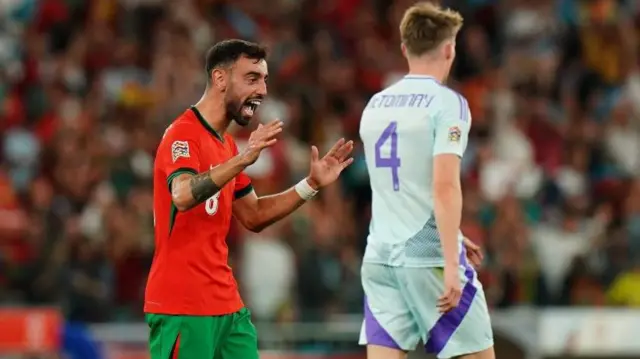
[144,39,354,359]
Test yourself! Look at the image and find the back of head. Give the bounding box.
[399,2,463,58]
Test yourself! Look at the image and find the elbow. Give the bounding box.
[433,181,460,197]
[432,182,462,210]
[172,196,192,212]
[173,202,191,212]
[240,211,267,233]
[244,219,266,233]
[248,225,265,233]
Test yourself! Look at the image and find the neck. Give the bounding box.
[194,90,232,135]
[407,58,446,83]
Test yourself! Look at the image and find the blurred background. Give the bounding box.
[1,0,640,358]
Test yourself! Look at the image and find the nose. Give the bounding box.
[256,81,267,97]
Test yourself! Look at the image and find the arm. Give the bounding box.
[166,120,282,211]
[171,156,247,212]
[433,154,463,267]
[233,178,317,233]
[233,140,353,233]
[432,95,472,268]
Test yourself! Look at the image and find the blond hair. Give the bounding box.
[399,2,463,56]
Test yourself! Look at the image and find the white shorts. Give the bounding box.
[358,259,493,358]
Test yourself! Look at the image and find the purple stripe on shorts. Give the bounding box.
[460,246,473,272]
[364,296,401,349]
[424,247,477,355]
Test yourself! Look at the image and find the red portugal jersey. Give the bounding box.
[144,107,253,316]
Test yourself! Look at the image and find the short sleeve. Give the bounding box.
[433,91,471,158]
[159,124,201,190]
[228,138,253,200]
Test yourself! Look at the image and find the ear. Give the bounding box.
[212,68,227,91]
[400,43,408,59]
[443,41,455,61]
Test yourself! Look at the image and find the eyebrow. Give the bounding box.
[246,71,268,79]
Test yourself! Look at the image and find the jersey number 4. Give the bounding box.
[375,122,401,191]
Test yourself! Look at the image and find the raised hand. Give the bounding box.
[239,120,283,166]
[307,138,354,189]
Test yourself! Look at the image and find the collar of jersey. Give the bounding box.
[403,74,440,83]
[190,106,224,143]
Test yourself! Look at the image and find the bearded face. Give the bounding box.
[224,81,264,126]
[222,57,268,126]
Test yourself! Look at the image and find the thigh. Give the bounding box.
[216,308,259,359]
[395,267,444,346]
[146,314,220,359]
[397,267,493,359]
[359,263,421,351]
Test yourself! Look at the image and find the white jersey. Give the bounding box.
[359,74,471,267]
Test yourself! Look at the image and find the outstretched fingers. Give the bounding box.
[334,140,354,161]
[339,157,354,170]
[325,138,346,158]
[250,120,283,149]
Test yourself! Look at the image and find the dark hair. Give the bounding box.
[205,39,267,83]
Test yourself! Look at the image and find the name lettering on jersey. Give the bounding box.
[367,94,435,109]
[448,126,461,143]
[171,141,190,163]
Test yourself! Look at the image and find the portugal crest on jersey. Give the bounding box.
[448,126,461,143]
[171,140,190,162]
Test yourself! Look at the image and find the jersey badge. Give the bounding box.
[448,126,461,143]
[171,141,190,162]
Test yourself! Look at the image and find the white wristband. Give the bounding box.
[295,178,319,201]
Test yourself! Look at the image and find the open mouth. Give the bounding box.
[241,99,262,117]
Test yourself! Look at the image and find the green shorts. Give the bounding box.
[146,308,258,359]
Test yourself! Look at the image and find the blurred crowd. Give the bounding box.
[1,0,640,324]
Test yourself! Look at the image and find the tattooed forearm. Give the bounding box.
[189,171,221,204]
[170,155,247,212]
